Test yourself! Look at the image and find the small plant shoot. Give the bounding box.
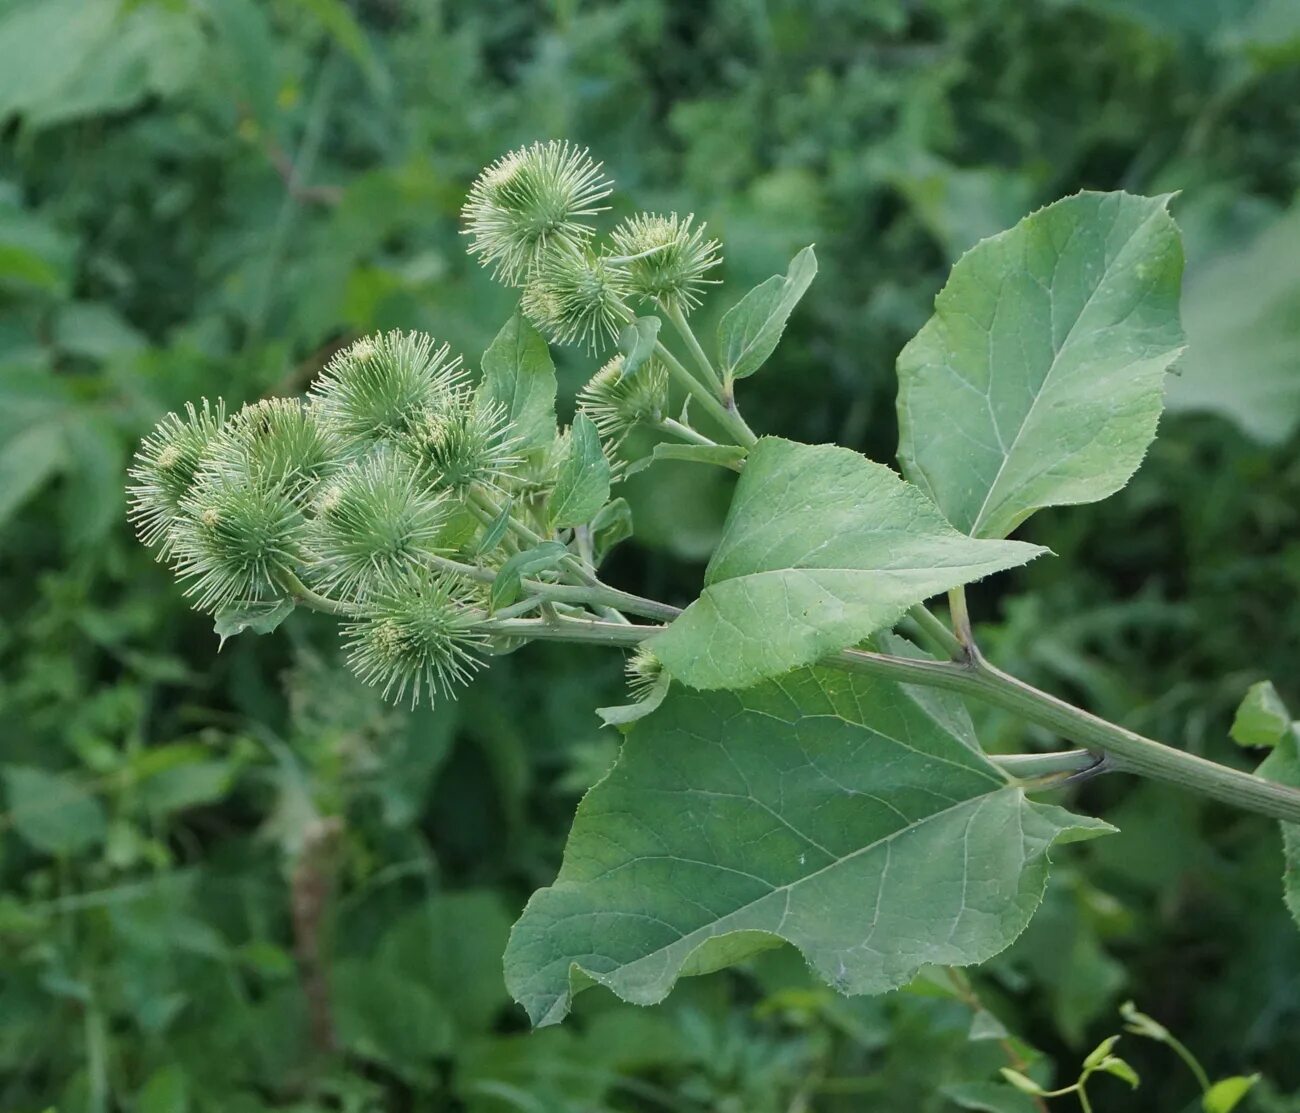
[128,139,1300,1045]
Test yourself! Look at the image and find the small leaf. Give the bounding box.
[1083,1035,1121,1070]
[944,1081,1043,1113]
[1255,710,1300,929]
[969,1010,1010,1041]
[588,497,633,565]
[1120,1000,1170,1041]
[1231,680,1292,748]
[477,312,559,455]
[489,542,569,612]
[213,598,295,649]
[1000,1069,1047,1097]
[505,664,1113,1026]
[717,245,817,381]
[1203,1075,1260,1113]
[897,191,1185,539]
[548,414,611,529]
[1097,1056,1140,1089]
[3,766,107,857]
[618,315,662,377]
[474,498,514,557]
[596,668,671,729]
[651,437,1045,691]
[626,441,748,477]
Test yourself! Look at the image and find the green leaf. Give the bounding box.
[474,497,514,557]
[650,437,1044,690]
[490,541,569,612]
[3,766,108,857]
[1083,1035,1121,1069]
[897,191,1185,539]
[1000,1070,1047,1097]
[478,312,558,454]
[213,598,295,649]
[627,441,748,477]
[618,315,662,378]
[588,497,633,565]
[505,665,1113,1026]
[596,668,671,729]
[548,414,611,529]
[1203,1075,1260,1113]
[717,245,817,382]
[1231,680,1292,748]
[1097,1056,1140,1089]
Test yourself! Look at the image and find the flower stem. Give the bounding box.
[657,417,719,447]
[653,340,757,447]
[906,604,965,661]
[277,570,358,616]
[665,302,725,396]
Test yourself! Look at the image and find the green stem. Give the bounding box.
[665,302,726,396]
[277,570,357,616]
[657,417,719,447]
[994,750,1100,780]
[1160,1033,1212,1093]
[906,604,964,661]
[948,585,974,651]
[653,340,758,447]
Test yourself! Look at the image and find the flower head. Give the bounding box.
[625,645,664,701]
[398,391,521,493]
[577,354,670,452]
[208,397,340,495]
[311,332,466,450]
[343,573,489,706]
[521,248,629,351]
[171,470,307,613]
[128,399,227,559]
[308,451,451,600]
[609,212,721,315]
[462,141,613,285]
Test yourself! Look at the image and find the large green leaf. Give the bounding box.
[505,665,1112,1026]
[650,437,1044,690]
[897,191,1185,539]
[477,312,558,454]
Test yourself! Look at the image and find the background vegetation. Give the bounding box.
[1,1,1299,1110]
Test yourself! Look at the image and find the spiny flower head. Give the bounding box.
[128,399,226,558]
[398,391,520,493]
[577,354,670,450]
[208,397,340,494]
[461,140,613,285]
[520,248,629,351]
[311,332,466,450]
[171,470,307,613]
[610,212,721,315]
[308,451,451,600]
[343,572,489,706]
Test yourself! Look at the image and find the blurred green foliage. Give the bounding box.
[1,0,1298,1110]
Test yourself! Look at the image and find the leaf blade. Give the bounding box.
[477,312,558,455]
[897,191,1185,539]
[717,245,817,382]
[650,437,1044,690]
[548,414,611,529]
[505,665,1112,1026]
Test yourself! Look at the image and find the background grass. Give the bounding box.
[1,1,1299,1110]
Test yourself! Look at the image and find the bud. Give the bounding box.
[625,645,664,700]
[577,354,670,451]
[128,399,227,559]
[171,471,306,613]
[311,331,466,450]
[398,390,520,493]
[308,451,451,600]
[610,212,721,315]
[343,573,488,706]
[521,248,629,351]
[209,397,340,495]
[461,140,613,285]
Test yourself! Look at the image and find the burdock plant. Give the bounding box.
[130,140,1300,1077]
